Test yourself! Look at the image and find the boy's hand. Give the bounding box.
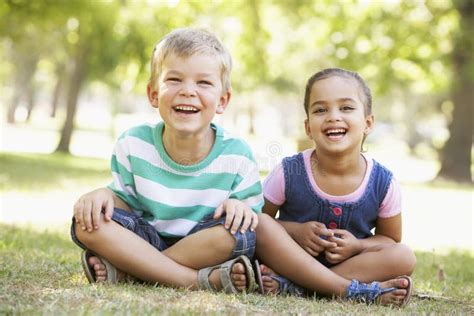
[213,199,258,234]
[73,188,115,232]
[324,229,362,264]
[293,221,336,256]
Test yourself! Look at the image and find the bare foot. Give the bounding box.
[208,262,247,292]
[378,277,411,306]
[88,255,129,283]
[259,264,280,294]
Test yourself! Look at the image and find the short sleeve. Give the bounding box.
[378,178,402,218]
[228,152,264,214]
[263,162,286,206]
[107,137,143,212]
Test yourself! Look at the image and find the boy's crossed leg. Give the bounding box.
[74,211,254,292]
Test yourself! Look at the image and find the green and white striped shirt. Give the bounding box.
[108,122,263,238]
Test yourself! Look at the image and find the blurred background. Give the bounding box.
[0,0,472,251]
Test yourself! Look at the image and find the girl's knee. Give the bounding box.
[391,243,416,275]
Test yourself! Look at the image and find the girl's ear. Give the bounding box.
[304,118,313,140]
[364,114,375,135]
[147,84,159,108]
[216,90,232,114]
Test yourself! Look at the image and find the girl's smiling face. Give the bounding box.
[305,76,374,156]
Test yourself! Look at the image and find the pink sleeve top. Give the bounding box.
[263,149,401,218]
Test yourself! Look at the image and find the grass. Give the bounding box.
[1,224,473,315]
[0,152,109,191]
[1,151,473,314]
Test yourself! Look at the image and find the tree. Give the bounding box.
[437,0,473,182]
[56,2,121,152]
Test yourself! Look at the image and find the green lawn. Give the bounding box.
[1,152,473,314]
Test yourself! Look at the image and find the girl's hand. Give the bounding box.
[73,188,115,232]
[324,229,362,264]
[293,221,337,257]
[213,199,258,234]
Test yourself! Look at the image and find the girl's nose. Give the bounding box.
[326,108,342,122]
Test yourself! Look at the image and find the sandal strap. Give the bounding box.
[269,275,305,296]
[197,266,217,291]
[197,255,257,294]
[219,259,238,294]
[100,256,118,283]
[346,279,397,303]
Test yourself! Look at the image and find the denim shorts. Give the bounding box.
[70,208,256,259]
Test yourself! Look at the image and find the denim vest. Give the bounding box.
[279,153,392,266]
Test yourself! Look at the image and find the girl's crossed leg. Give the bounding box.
[255,214,416,305]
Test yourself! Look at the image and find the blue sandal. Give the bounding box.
[254,259,305,296]
[346,276,413,306]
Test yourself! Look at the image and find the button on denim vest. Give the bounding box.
[279,153,392,266]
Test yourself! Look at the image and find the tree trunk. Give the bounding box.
[437,0,473,182]
[25,82,36,122]
[50,64,65,118]
[6,53,38,123]
[55,47,89,153]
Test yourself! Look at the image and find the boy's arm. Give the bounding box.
[108,188,132,212]
[74,187,131,232]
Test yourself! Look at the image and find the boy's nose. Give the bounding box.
[179,82,197,97]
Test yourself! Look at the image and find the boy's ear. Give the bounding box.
[304,118,313,140]
[147,84,159,108]
[216,90,232,114]
[364,114,375,135]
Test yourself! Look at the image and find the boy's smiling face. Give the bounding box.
[148,53,231,137]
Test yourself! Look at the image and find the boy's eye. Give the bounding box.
[198,80,213,86]
[166,77,181,82]
[341,105,354,111]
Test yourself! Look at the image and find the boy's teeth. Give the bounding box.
[175,106,198,112]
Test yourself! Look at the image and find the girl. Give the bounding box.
[252,68,416,306]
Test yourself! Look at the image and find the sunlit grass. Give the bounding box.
[0,224,472,315]
[0,152,109,191]
[1,151,473,314]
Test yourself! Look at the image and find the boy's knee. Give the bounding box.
[205,225,236,254]
[73,214,108,247]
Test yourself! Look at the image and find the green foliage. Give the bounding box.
[0,0,460,97]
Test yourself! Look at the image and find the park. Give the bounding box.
[1,0,472,314]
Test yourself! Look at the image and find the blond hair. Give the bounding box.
[149,28,232,92]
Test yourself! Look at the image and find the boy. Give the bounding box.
[71,28,263,293]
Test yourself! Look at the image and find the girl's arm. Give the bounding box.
[325,214,401,263]
[374,213,402,242]
[263,198,308,241]
[262,198,301,238]
[355,214,401,251]
[263,198,336,256]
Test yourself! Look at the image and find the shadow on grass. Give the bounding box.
[0,152,109,191]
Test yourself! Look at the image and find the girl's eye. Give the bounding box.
[313,108,326,114]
